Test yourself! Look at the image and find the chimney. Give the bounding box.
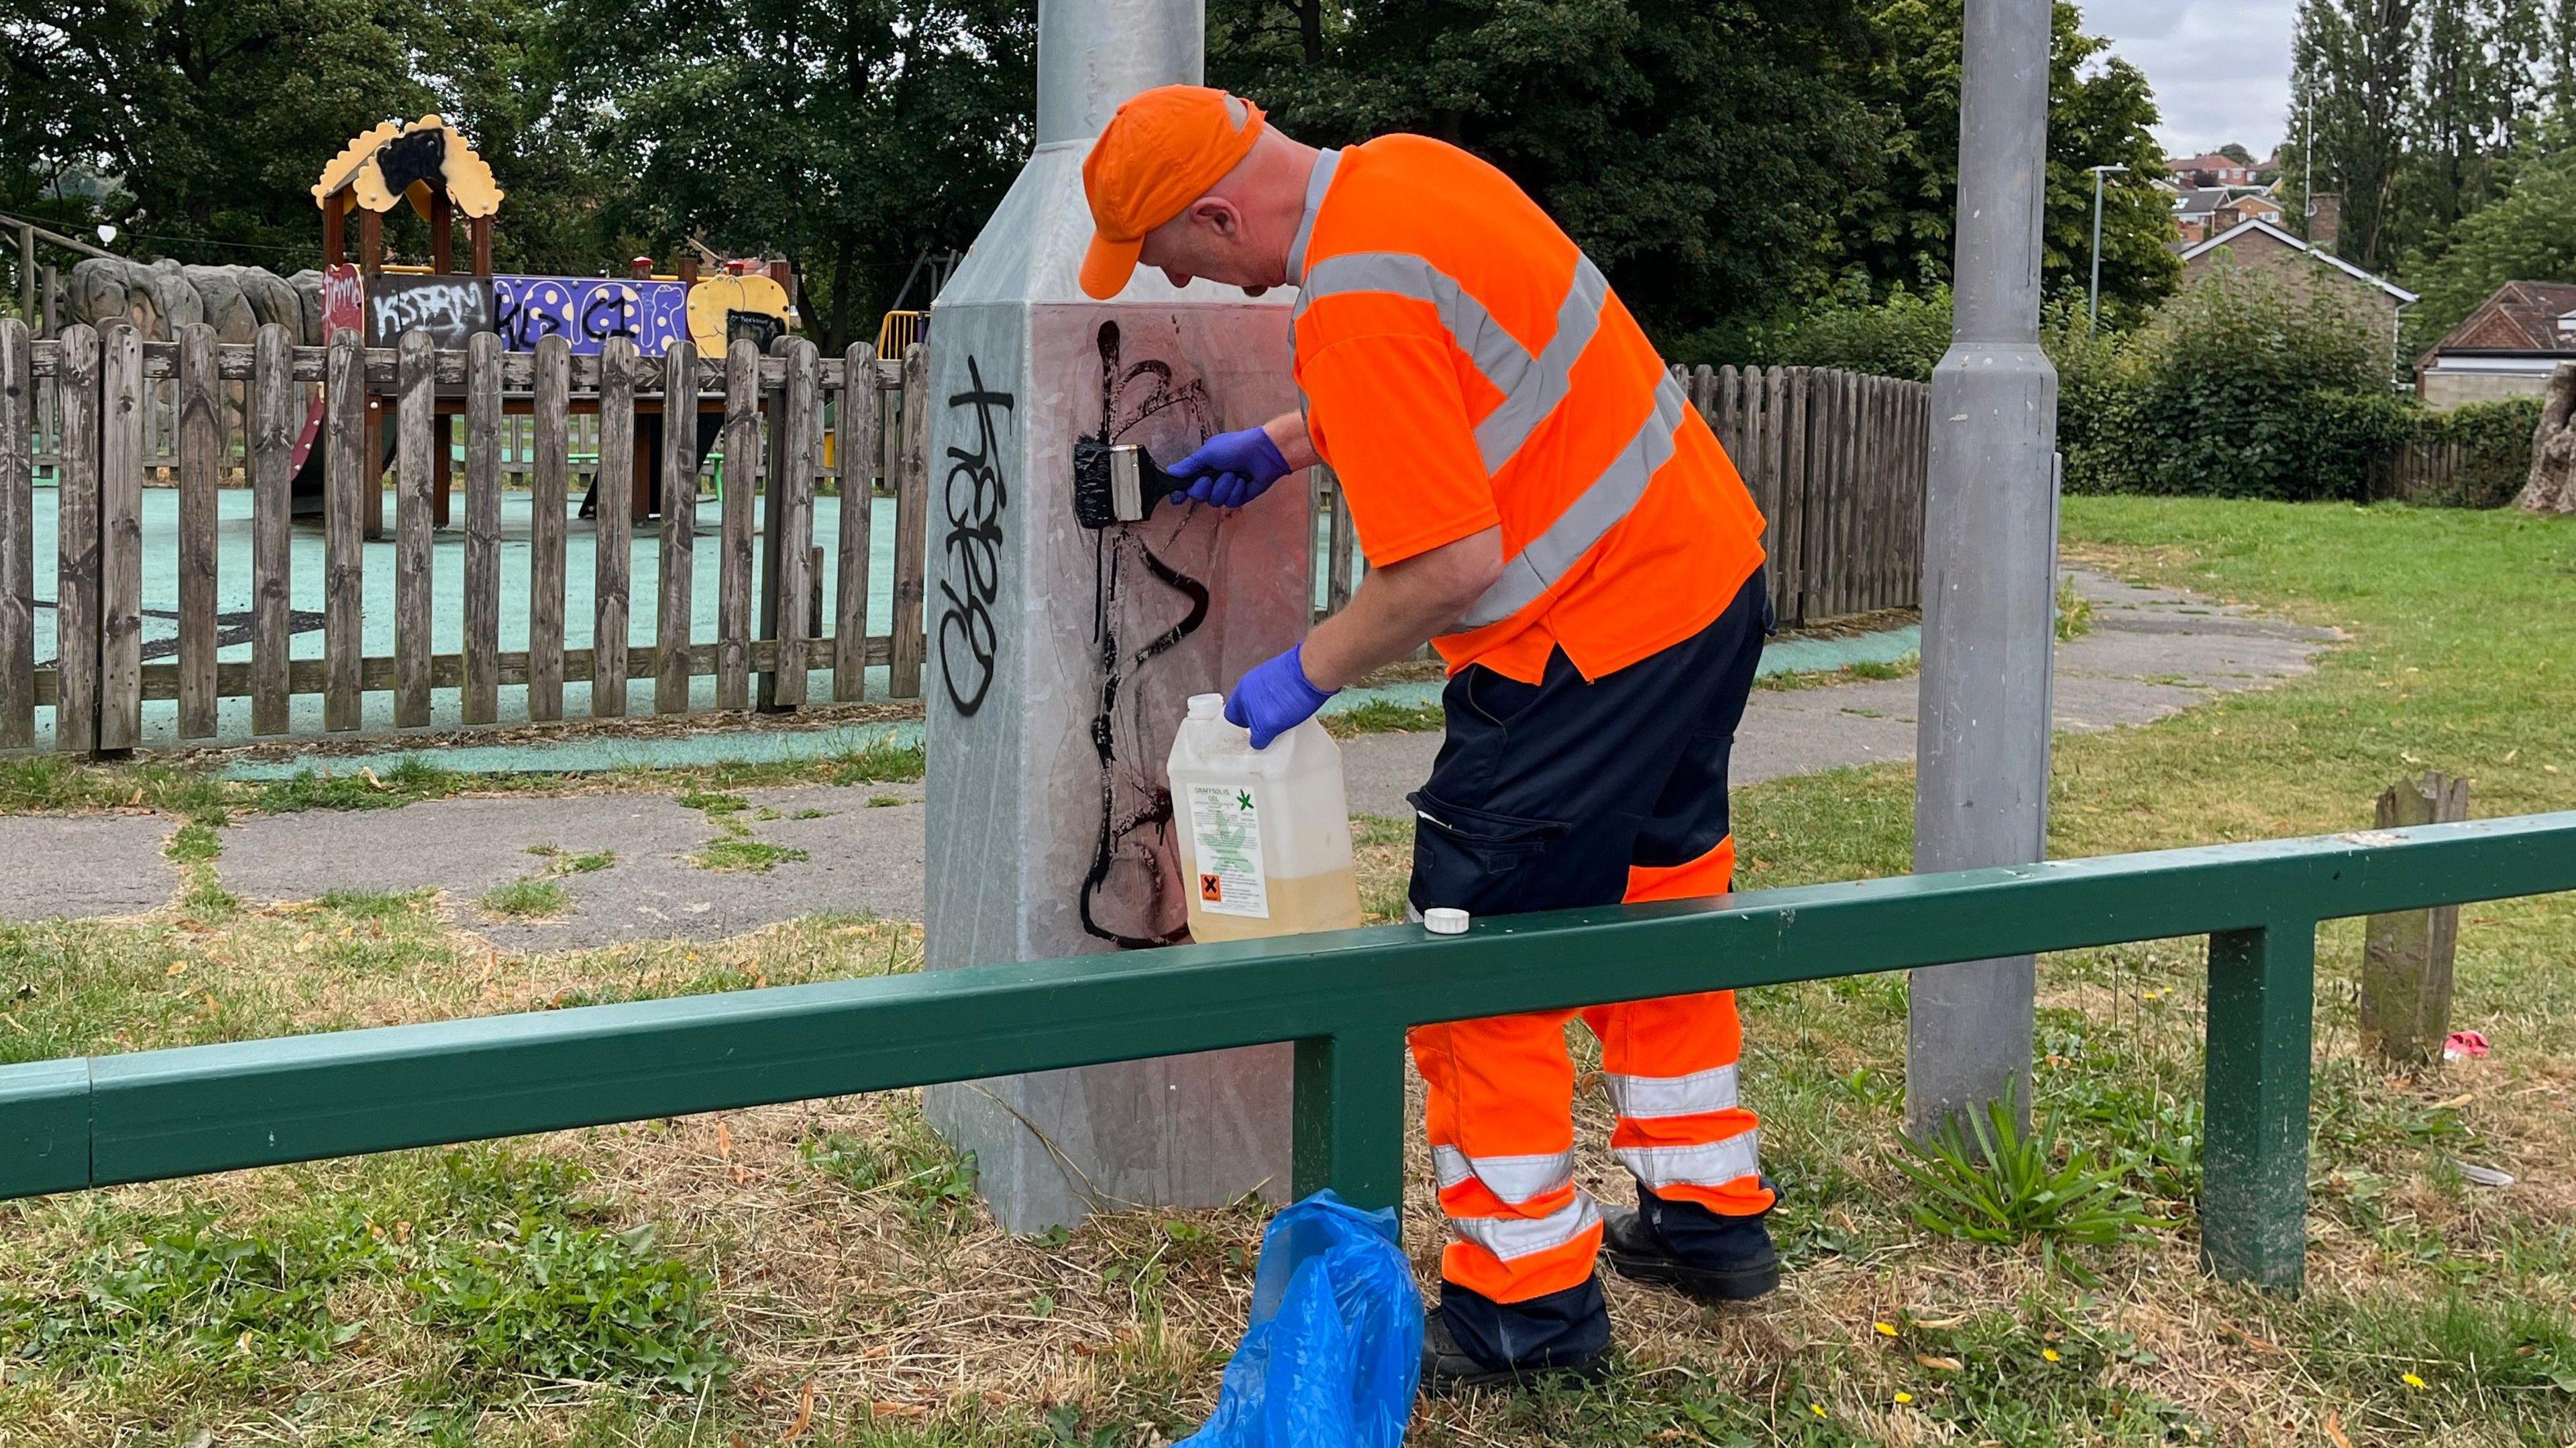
[2306,192,2341,253]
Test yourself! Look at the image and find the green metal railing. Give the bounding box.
[7,812,2574,1291]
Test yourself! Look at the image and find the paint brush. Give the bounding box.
[1071,439,1175,528]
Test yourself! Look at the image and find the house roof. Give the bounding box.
[2426,280,2576,355]
[2178,217,2421,304]
[2172,184,2276,217]
[2169,152,2257,176]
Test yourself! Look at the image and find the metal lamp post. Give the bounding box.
[1909,0,2060,1139]
[2088,163,2127,334]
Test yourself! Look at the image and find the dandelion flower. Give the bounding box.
[2043,1348,2062,1363]
[1812,1404,1828,1418]
[1875,1321,1898,1337]
[1894,1392,1915,1404]
[2403,1372,2427,1390]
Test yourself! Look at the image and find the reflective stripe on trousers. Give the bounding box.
[1293,249,1682,632]
[1604,1062,1739,1121]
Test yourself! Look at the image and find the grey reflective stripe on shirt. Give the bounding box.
[1454,370,1690,631]
[1472,255,1608,472]
[1296,243,1669,633]
[1283,148,1341,288]
[1603,1062,1740,1122]
[1432,1144,1576,1205]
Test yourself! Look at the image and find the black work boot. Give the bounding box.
[1600,1182,1781,1304]
[1419,1278,1611,1395]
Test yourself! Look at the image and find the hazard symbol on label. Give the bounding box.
[1200,873,1224,903]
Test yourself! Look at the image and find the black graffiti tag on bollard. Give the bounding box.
[937,356,1012,716]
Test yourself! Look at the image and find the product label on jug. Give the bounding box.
[1186,783,1269,918]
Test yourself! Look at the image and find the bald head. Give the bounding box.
[1137,127,1322,296]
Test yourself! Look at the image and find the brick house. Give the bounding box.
[2173,186,2283,245]
[2178,217,2417,374]
[2413,280,2576,409]
[2168,152,2260,187]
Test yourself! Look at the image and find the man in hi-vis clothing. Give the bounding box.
[1079,86,1778,1390]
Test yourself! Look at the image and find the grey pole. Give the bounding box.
[1908,0,2059,1139]
[2086,164,2125,335]
[920,0,1308,1231]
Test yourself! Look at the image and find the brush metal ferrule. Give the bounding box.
[1110,444,1145,522]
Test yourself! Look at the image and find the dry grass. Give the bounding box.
[5,499,2576,1444]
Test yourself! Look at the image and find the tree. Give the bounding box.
[1835,0,2178,314]
[1,0,435,267]
[404,0,643,274]
[1210,0,1887,344]
[2286,0,2422,272]
[553,0,1034,353]
[2284,0,2545,272]
[2400,145,2576,353]
[2402,0,2542,259]
[2218,142,2257,164]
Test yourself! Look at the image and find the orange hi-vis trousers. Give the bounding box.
[1406,575,1772,1305]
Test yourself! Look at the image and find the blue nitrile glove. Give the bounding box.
[1168,425,1293,509]
[1226,643,1338,749]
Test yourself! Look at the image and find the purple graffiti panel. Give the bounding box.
[492,276,690,355]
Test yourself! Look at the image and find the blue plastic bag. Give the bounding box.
[1178,1190,1424,1448]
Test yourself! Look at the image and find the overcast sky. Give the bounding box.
[2089,0,2299,158]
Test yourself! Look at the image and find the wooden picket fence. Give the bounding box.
[1680,364,1931,628]
[0,317,926,753]
[1305,364,1931,632]
[0,319,1933,756]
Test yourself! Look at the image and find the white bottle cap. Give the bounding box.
[1187,693,1224,720]
[1424,907,1470,936]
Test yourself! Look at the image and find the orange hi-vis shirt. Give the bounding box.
[1288,136,1766,684]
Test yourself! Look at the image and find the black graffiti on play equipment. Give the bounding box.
[1077,320,1214,951]
[936,355,1011,716]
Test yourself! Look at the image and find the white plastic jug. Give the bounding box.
[1167,693,1364,943]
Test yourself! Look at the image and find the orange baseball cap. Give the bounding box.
[1079,87,1267,299]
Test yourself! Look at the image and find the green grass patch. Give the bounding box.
[162,821,222,866]
[1756,652,1921,691]
[0,1146,729,1412]
[689,838,810,873]
[1320,698,1446,737]
[800,1111,982,1232]
[478,877,572,920]
[2055,573,2094,641]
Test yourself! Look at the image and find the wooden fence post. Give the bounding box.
[464,333,503,724]
[323,332,366,732]
[2361,772,2473,1063]
[762,338,818,711]
[716,339,759,712]
[393,331,436,728]
[176,323,220,740]
[594,337,636,718]
[834,343,879,702]
[0,320,31,750]
[527,335,570,722]
[657,338,700,714]
[53,325,99,754]
[249,325,294,736]
[97,321,142,753]
[888,342,928,700]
